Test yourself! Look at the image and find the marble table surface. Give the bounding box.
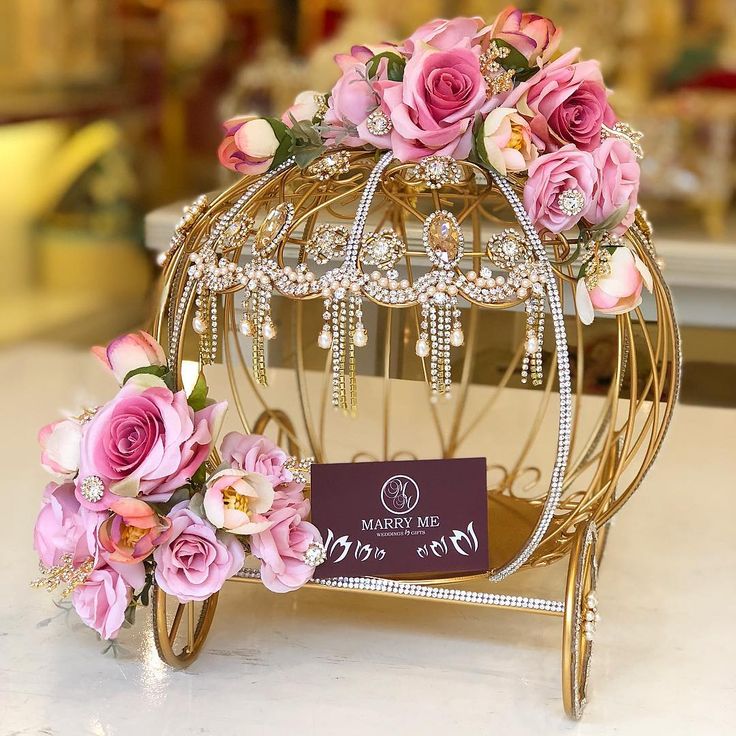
[1,343,735,735]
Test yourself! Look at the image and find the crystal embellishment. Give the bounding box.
[359,229,407,269]
[306,224,349,264]
[253,202,293,255]
[413,155,462,189]
[80,475,104,503]
[423,210,463,268]
[303,541,327,567]
[306,150,350,181]
[486,228,530,269]
[365,108,392,136]
[557,188,586,217]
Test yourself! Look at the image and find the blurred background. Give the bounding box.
[0,0,734,404]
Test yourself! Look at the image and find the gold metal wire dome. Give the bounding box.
[149,150,679,714]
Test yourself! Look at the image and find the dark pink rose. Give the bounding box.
[503,48,615,153]
[323,45,393,150]
[523,145,597,233]
[33,482,105,567]
[71,564,132,640]
[220,431,292,487]
[589,139,640,234]
[383,42,486,161]
[401,17,486,55]
[153,503,244,602]
[77,382,226,508]
[250,506,322,593]
[488,6,561,66]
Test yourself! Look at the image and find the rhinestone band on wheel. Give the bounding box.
[234,569,564,613]
[488,172,573,582]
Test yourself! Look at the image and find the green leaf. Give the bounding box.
[472,116,491,167]
[366,51,406,82]
[187,371,208,412]
[123,364,173,389]
[191,464,208,488]
[492,39,532,73]
[264,117,293,170]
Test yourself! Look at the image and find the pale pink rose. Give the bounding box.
[383,42,486,162]
[481,107,538,175]
[250,506,321,593]
[77,382,226,508]
[71,565,132,640]
[33,482,105,567]
[503,49,615,153]
[401,16,486,55]
[38,418,82,479]
[575,247,653,325]
[488,6,561,66]
[154,503,245,602]
[523,145,596,233]
[323,46,392,150]
[98,497,171,564]
[220,432,292,487]
[91,331,166,385]
[589,139,640,234]
[203,468,274,535]
[270,482,310,517]
[281,90,324,125]
[217,116,280,175]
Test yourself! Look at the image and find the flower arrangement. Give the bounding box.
[32,331,324,641]
[218,7,651,323]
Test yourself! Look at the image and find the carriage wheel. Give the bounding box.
[562,521,600,719]
[152,585,219,668]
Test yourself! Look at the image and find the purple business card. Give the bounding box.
[310,457,488,578]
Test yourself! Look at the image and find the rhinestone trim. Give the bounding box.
[488,171,572,581]
[234,568,564,613]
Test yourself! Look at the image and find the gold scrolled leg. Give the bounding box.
[152,584,219,669]
[562,521,600,720]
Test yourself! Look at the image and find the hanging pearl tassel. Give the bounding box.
[521,295,545,386]
[250,280,273,386]
[417,294,460,399]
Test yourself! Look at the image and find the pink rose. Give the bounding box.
[217,116,281,176]
[323,46,392,150]
[270,482,310,517]
[99,497,171,564]
[250,506,322,593]
[38,418,82,479]
[401,16,486,55]
[488,6,561,66]
[154,503,244,602]
[575,247,652,325]
[220,431,292,487]
[92,331,166,385]
[523,144,597,233]
[503,49,615,153]
[589,139,640,234]
[71,565,132,640]
[480,107,538,175]
[281,90,324,125]
[77,381,226,507]
[33,482,105,567]
[203,468,274,535]
[383,42,486,162]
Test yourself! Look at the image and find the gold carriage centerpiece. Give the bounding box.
[150,148,679,719]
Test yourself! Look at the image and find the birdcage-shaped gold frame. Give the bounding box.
[149,150,679,719]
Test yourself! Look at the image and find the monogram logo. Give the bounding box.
[380,475,420,515]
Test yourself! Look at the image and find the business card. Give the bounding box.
[310,457,488,578]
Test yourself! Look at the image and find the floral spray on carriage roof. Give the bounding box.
[32,7,678,719]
